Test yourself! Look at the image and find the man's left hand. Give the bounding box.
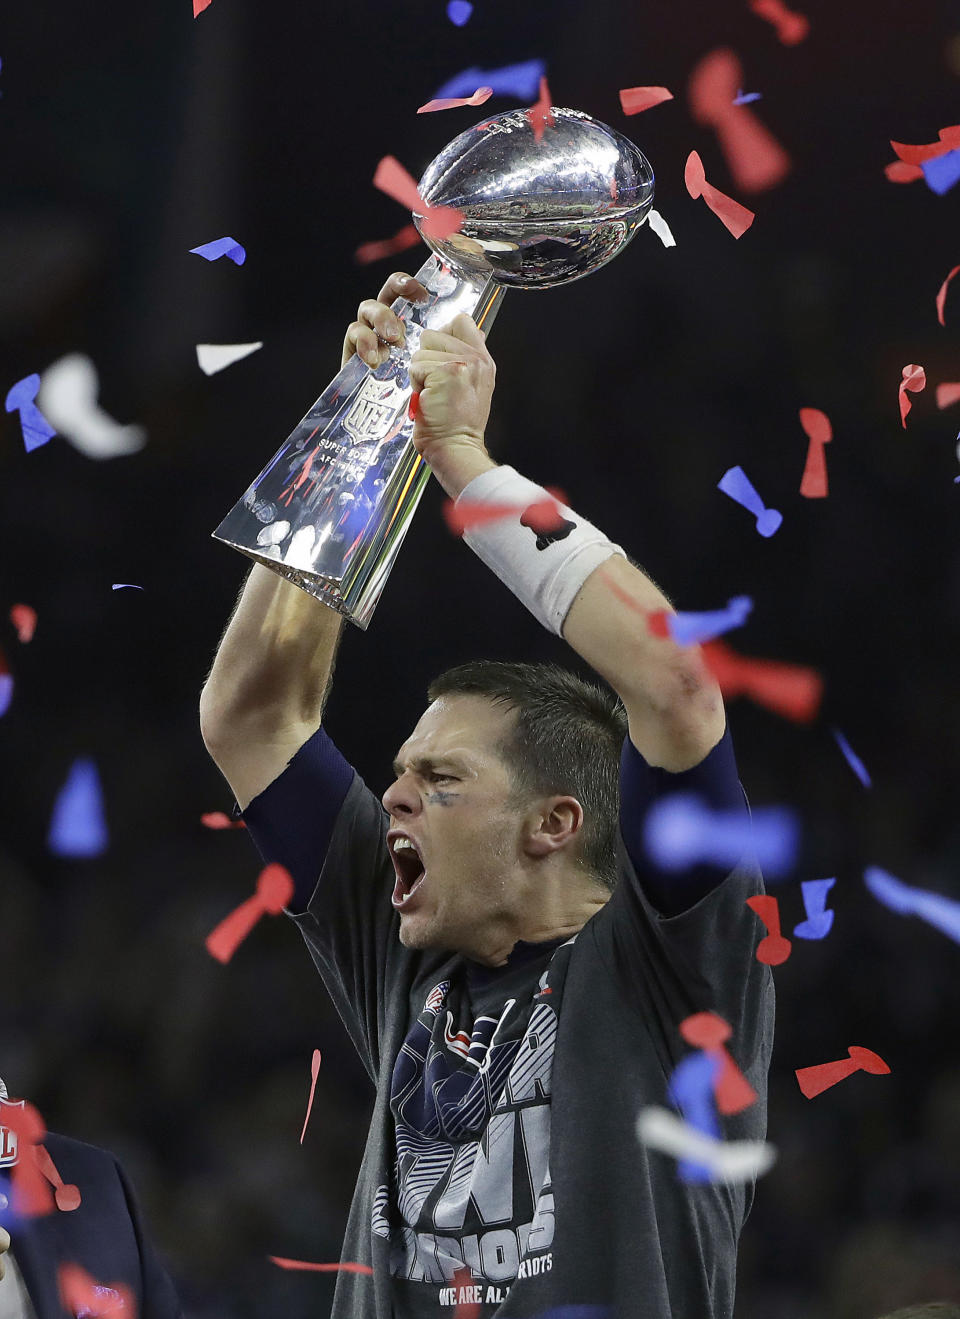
[408,314,496,486]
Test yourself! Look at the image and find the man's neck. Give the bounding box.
[467,887,609,968]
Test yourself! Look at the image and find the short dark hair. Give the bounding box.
[427,660,628,894]
[876,1307,960,1319]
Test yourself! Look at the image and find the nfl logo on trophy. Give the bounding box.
[0,1096,25,1167]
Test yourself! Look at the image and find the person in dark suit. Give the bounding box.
[0,1078,182,1319]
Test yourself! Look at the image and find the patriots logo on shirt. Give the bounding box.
[443,1011,473,1060]
[424,981,449,1015]
[534,969,553,999]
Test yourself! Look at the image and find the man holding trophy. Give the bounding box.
[201,108,773,1317]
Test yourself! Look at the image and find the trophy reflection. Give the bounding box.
[212,107,655,629]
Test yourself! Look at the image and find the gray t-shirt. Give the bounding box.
[241,725,774,1318]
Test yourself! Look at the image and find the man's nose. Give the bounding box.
[382,774,421,816]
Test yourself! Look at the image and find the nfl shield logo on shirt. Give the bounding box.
[424,981,449,1015]
[0,1097,25,1167]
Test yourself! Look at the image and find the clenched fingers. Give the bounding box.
[341,271,429,369]
[419,314,490,359]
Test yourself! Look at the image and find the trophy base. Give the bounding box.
[219,544,352,618]
[212,254,503,630]
[213,448,434,630]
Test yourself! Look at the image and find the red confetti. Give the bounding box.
[408,391,420,422]
[646,610,672,639]
[355,224,421,266]
[891,124,960,166]
[936,264,960,326]
[884,160,924,184]
[525,76,555,143]
[748,0,809,44]
[443,488,568,536]
[688,49,791,194]
[519,500,570,536]
[2,1100,55,1217]
[9,604,37,643]
[899,363,926,428]
[205,863,295,964]
[798,406,832,498]
[33,1144,82,1212]
[417,87,493,114]
[936,382,960,409]
[452,1265,483,1319]
[372,157,463,242]
[680,1012,757,1115]
[269,1257,374,1276]
[795,1045,890,1099]
[618,85,674,116]
[598,568,680,641]
[684,151,755,238]
[200,811,246,830]
[192,0,212,13]
[58,1264,133,1319]
[745,895,792,964]
[300,1049,322,1145]
[701,639,823,723]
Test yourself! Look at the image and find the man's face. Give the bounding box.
[382,694,531,962]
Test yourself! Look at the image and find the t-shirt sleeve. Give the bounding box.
[237,725,354,912]
[618,722,748,917]
[593,723,774,1124]
[237,726,411,1081]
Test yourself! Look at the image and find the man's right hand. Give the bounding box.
[341,271,429,370]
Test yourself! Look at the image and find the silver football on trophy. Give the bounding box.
[414,106,655,288]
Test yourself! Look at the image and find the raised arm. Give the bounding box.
[406,300,725,774]
[200,270,430,809]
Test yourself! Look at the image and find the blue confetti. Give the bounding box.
[668,1052,721,1182]
[669,595,753,647]
[922,149,960,196]
[47,758,109,858]
[5,374,56,453]
[189,236,246,265]
[733,90,762,104]
[793,877,836,939]
[112,584,145,591]
[717,466,782,537]
[0,674,12,717]
[644,793,800,878]
[832,727,871,787]
[864,866,960,945]
[432,58,545,102]
[446,0,474,23]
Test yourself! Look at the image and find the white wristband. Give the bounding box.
[457,465,626,636]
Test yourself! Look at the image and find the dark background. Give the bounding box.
[2,0,960,1315]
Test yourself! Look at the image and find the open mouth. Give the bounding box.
[390,838,427,910]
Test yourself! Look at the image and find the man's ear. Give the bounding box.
[523,796,585,858]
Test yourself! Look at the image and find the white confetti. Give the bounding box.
[37,354,146,460]
[196,342,263,376]
[636,1106,777,1182]
[646,209,677,248]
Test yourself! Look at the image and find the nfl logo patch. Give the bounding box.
[0,1097,25,1167]
[424,981,449,1015]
